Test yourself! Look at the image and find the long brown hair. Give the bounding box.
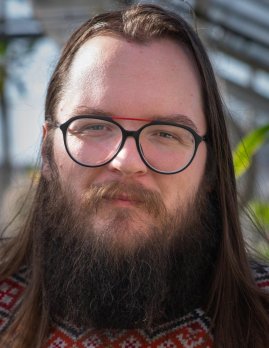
[1,4,268,347]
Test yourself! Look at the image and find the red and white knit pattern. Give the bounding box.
[46,308,212,348]
[1,262,269,347]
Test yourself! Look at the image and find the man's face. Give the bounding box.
[40,36,217,327]
[43,36,207,249]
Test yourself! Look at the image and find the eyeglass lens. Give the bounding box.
[65,118,196,173]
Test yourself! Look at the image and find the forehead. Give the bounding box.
[58,35,206,132]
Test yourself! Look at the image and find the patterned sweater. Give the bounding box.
[0,262,269,348]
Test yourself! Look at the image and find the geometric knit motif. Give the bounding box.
[0,266,27,334]
[46,308,213,348]
[1,261,269,348]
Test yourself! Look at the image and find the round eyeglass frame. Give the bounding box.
[54,115,208,175]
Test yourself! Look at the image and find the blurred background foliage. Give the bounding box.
[233,124,269,256]
[0,0,268,248]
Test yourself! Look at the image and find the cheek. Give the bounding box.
[53,131,83,173]
[52,134,104,195]
[160,145,207,210]
[52,132,81,185]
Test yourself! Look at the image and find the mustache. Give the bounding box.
[81,181,167,217]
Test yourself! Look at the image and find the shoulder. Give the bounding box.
[0,266,28,333]
[250,259,269,291]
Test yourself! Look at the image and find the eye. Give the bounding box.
[68,120,114,136]
[143,125,195,148]
[156,131,177,140]
[149,129,182,143]
[80,124,108,132]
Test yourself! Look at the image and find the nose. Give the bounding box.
[107,137,148,176]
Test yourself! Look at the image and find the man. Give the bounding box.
[0,4,269,347]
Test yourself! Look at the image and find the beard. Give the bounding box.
[33,171,220,330]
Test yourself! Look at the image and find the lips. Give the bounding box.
[103,193,142,204]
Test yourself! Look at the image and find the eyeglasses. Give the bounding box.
[53,115,207,175]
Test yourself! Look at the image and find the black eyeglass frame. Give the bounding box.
[52,115,207,175]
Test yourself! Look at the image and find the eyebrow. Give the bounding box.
[70,106,199,132]
[149,115,198,132]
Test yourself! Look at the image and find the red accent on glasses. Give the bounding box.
[111,116,150,122]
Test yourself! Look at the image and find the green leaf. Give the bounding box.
[233,124,269,178]
[250,201,269,228]
[0,40,8,56]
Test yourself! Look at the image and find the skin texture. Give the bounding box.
[43,36,207,247]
